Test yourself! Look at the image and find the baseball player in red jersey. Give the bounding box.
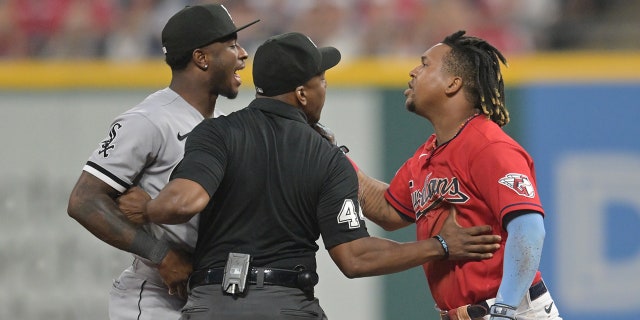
[356,30,562,320]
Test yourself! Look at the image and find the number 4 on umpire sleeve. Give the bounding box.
[337,199,365,229]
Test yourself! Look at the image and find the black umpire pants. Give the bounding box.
[180,284,328,320]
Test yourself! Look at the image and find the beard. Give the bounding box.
[405,98,416,113]
[221,89,239,99]
[215,79,238,99]
[212,67,240,99]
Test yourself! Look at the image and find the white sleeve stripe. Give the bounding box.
[83,165,128,193]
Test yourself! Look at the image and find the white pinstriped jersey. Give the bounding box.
[84,87,223,255]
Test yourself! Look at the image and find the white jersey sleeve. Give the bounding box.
[82,88,207,252]
[84,111,162,193]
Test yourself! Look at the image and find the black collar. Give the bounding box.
[247,98,308,124]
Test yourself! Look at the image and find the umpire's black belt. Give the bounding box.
[188,267,318,291]
[440,280,548,320]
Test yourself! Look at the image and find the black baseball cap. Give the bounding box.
[253,32,341,97]
[161,4,259,59]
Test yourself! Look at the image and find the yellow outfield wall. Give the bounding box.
[1,52,640,90]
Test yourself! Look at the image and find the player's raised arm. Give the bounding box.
[356,168,411,231]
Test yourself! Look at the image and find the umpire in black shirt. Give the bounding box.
[118,32,502,320]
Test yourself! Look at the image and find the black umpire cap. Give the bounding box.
[253,32,341,97]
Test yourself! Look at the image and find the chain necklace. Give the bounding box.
[428,112,480,151]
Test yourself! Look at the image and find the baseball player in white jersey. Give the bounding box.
[67,4,258,320]
[101,88,223,319]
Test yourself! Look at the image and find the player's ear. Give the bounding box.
[445,76,463,95]
[192,48,208,71]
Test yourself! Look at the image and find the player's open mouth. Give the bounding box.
[234,65,245,83]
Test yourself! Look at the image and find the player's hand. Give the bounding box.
[159,248,193,300]
[437,205,501,260]
[117,186,151,225]
[312,122,337,146]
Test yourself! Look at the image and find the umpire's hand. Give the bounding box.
[117,186,151,225]
[437,206,502,260]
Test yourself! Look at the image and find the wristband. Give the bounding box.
[432,235,449,259]
[130,231,171,265]
[489,303,517,320]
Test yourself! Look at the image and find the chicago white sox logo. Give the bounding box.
[99,123,121,158]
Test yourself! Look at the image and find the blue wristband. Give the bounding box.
[432,235,449,259]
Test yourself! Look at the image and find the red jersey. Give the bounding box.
[385,115,543,309]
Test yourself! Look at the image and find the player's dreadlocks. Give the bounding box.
[442,30,510,127]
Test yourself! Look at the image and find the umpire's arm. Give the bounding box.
[328,211,500,279]
[132,178,210,225]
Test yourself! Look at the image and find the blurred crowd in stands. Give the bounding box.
[1,0,639,60]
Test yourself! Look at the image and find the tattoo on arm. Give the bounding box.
[357,171,396,225]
